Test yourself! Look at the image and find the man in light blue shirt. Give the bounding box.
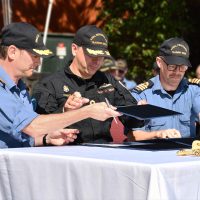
[0,67,38,147]
[131,37,200,140]
[0,22,121,148]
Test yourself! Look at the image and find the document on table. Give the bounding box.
[117,104,182,120]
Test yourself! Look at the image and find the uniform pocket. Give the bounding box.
[179,115,190,137]
[146,118,166,131]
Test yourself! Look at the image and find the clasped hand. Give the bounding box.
[156,129,181,139]
[63,91,89,112]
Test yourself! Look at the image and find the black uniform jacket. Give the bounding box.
[33,65,142,143]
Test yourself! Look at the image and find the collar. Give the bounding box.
[151,75,188,94]
[0,66,26,91]
[64,64,105,85]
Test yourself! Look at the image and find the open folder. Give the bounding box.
[116,104,182,120]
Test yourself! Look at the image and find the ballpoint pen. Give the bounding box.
[105,98,118,124]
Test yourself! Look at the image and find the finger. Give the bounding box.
[64,103,76,109]
[109,105,117,110]
[105,107,121,117]
[161,132,168,138]
[68,134,77,140]
[67,97,82,105]
[67,133,77,139]
[166,129,180,138]
[51,129,79,139]
[73,91,82,98]
[66,94,88,108]
[68,94,76,101]
[63,137,70,144]
[167,132,174,138]
[82,97,90,104]
[69,101,82,108]
[71,98,89,108]
[52,138,66,146]
[64,100,82,110]
[163,130,171,138]
[72,135,77,139]
[63,129,79,134]
[137,100,148,105]
[173,129,181,138]
[61,129,79,138]
[66,94,82,105]
[65,136,76,143]
[63,95,76,110]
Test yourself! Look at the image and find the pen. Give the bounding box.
[105,98,118,124]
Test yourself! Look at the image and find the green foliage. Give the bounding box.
[99,0,191,83]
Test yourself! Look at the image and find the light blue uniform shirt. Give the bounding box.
[0,67,38,148]
[123,78,137,91]
[131,75,200,137]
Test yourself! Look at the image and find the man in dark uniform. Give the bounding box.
[33,25,142,143]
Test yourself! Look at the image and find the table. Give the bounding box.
[0,145,200,200]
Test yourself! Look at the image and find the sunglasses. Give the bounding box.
[118,69,126,74]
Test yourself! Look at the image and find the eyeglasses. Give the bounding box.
[161,58,188,72]
[118,69,126,74]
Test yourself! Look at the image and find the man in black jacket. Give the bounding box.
[33,25,142,143]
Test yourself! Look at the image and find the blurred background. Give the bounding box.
[1,0,200,83]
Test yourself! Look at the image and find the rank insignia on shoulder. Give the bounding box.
[134,80,153,93]
[63,85,69,93]
[188,78,200,86]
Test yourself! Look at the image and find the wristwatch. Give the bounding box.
[42,134,49,146]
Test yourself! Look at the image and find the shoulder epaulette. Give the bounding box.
[134,80,153,93]
[188,78,200,86]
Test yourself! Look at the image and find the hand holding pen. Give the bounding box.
[105,98,118,124]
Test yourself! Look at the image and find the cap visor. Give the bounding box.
[83,47,111,58]
[163,56,192,67]
[100,67,109,72]
[110,67,118,70]
[30,47,54,58]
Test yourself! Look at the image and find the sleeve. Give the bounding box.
[191,85,200,120]
[131,89,144,102]
[32,78,64,114]
[0,90,38,138]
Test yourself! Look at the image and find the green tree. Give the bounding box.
[99,0,191,83]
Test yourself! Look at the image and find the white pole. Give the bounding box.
[2,0,12,25]
[37,0,54,73]
[7,0,12,24]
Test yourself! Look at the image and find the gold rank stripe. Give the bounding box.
[86,48,110,56]
[136,82,149,91]
[188,78,200,84]
[33,49,53,55]
[194,79,200,83]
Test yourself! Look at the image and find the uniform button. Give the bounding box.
[90,100,95,104]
